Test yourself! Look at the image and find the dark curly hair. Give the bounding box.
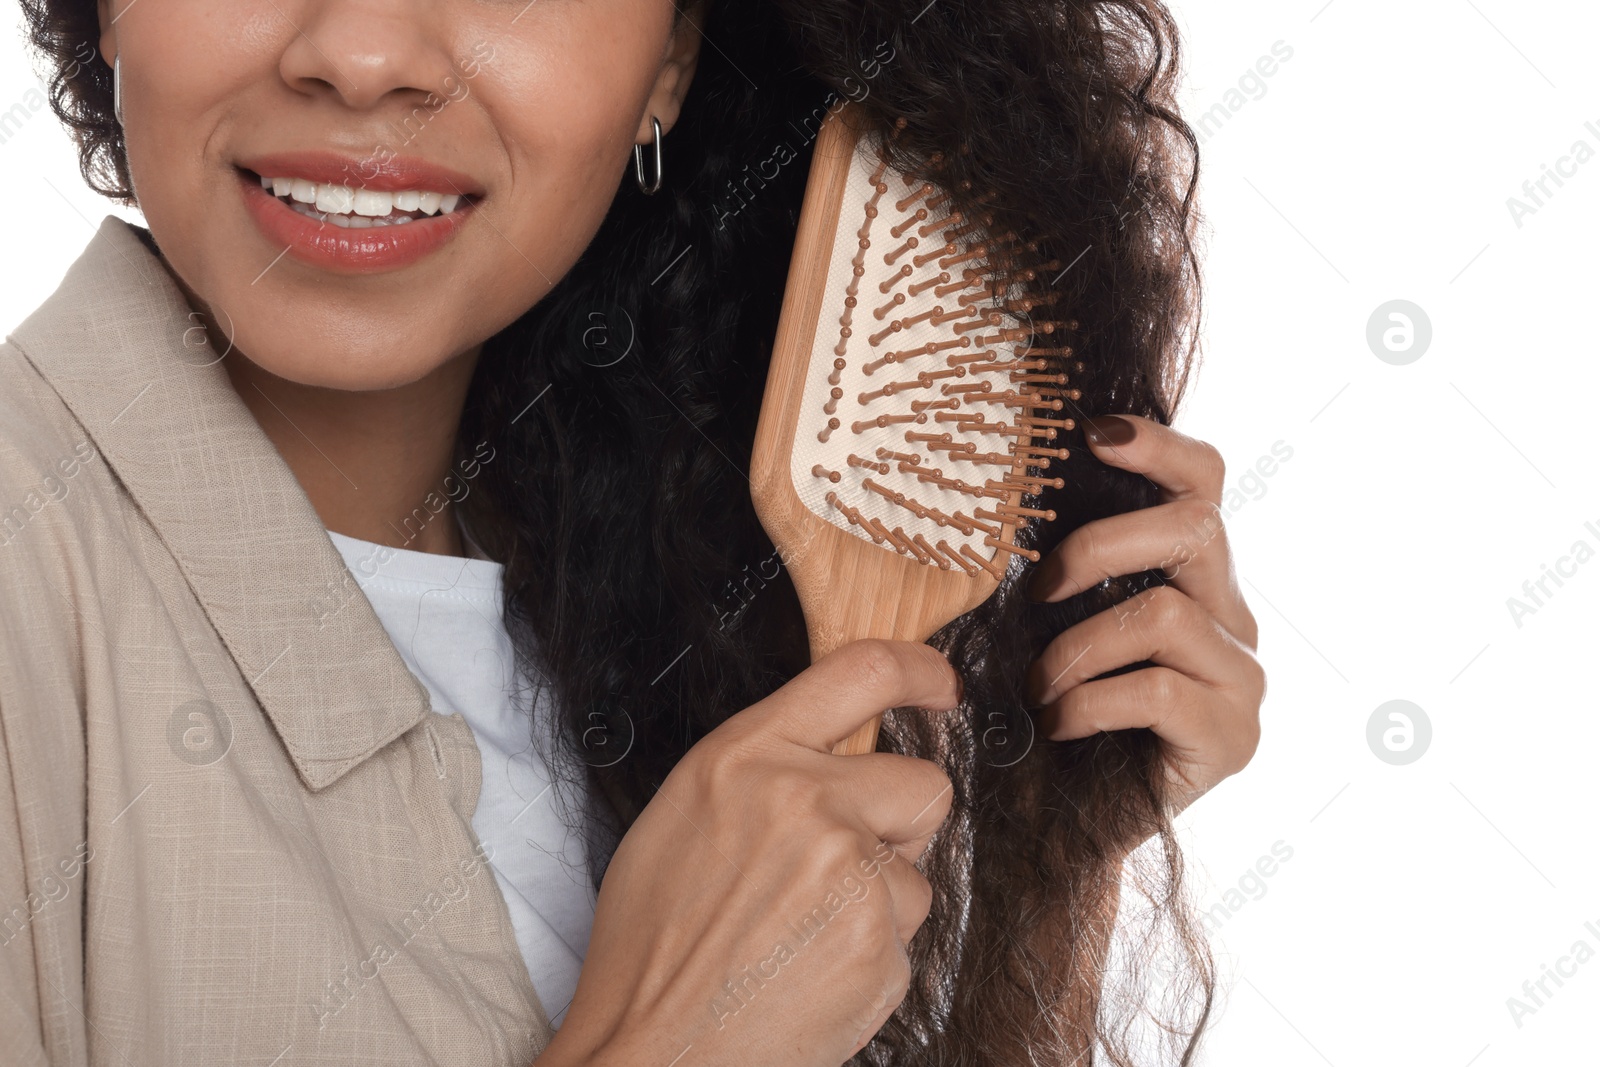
[22,0,1213,1062]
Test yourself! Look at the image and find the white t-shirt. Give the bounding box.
[325,522,596,1028]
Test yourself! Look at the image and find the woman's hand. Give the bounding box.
[1024,415,1264,815]
[537,639,962,1067]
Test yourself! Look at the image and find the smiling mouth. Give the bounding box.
[238,167,477,228]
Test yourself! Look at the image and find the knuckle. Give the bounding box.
[1140,584,1190,633]
[710,709,760,749]
[903,870,935,931]
[1238,667,1266,764]
[908,751,953,793]
[1141,666,1185,707]
[1239,606,1261,650]
[679,733,742,800]
[697,729,760,792]
[1064,523,1109,581]
[1197,441,1226,487]
[1240,715,1263,765]
[833,902,892,973]
[807,824,866,880]
[846,638,908,695]
[909,757,954,815]
[880,944,914,1003]
[1060,684,1111,737]
[1176,497,1225,542]
[1244,650,1268,700]
[763,765,825,820]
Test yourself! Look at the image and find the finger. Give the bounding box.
[831,752,955,860]
[843,941,913,1058]
[1081,414,1226,505]
[857,838,933,945]
[1024,585,1252,707]
[744,639,962,753]
[1039,666,1262,796]
[1027,499,1254,643]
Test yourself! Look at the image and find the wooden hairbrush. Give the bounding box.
[751,101,1077,756]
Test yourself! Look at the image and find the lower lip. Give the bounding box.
[238,169,473,274]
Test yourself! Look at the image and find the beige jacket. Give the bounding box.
[0,217,555,1066]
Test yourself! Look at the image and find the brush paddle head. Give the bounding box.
[751,102,1077,753]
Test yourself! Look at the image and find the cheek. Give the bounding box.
[474,45,658,294]
[499,114,631,292]
[118,3,275,212]
[116,11,296,342]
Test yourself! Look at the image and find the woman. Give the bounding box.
[3,0,1264,1063]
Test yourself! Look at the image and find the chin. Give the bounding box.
[231,324,465,392]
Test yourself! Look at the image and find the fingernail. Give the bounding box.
[1084,415,1136,446]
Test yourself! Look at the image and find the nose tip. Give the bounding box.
[277,6,461,113]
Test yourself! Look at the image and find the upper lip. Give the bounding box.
[237,150,487,196]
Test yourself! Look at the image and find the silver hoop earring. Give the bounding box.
[633,115,663,195]
[113,55,124,127]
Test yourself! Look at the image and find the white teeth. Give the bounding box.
[285,201,349,227]
[315,184,354,214]
[352,188,392,217]
[289,205,413,226]
[259,174,467,220]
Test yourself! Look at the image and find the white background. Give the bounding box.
[1165,1,1600,1064]
[3,2,1596,1063]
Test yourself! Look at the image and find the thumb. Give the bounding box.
[741,639,962,753]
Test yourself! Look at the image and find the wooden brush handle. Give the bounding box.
[832,714,882,757]
[791,504,992,756]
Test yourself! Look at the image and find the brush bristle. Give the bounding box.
[792,124,1076,579]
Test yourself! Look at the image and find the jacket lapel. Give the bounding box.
[7,214,431,790]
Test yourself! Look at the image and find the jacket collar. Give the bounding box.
[7,215,432,791]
